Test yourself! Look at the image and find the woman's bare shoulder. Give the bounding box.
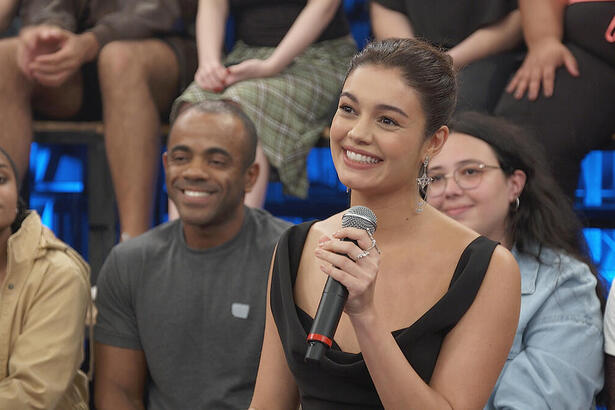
[425,206,481,246]
[488,244,520,278]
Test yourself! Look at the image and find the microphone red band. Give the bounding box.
[307,333,333,347]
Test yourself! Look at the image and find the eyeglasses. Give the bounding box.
[427,162,501,197]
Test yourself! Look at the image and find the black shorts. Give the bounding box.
[34,35,198,121]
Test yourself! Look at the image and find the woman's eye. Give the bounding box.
[462,167,480,175]
[379,116,398,126]
[339,104,354,114]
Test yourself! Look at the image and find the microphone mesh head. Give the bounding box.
[341,206,377,233]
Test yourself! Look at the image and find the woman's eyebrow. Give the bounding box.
[340,92,409,118]
[374,104,408,118]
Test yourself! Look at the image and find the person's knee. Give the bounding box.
[0,38,29,84]
[98,41,148,85]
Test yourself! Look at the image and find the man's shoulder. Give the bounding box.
[97,220,181,289]
[125,220,179,246]
[245,207,292,237]
[109,220,180,263]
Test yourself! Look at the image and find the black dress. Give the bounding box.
[270,221,498,409]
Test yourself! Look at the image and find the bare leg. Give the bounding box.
[0,37,82,185]
[98,40,179,239]
[0,38,32,183]
[244,143,269,208]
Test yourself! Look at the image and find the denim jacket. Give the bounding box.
[484,245,603,409]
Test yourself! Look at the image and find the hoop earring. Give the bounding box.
[416,155,432,213]
[513,197,520,211]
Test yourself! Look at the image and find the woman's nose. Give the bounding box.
[348,119,373,144]
[443,174,464,197]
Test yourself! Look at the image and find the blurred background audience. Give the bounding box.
[370,0,522,112]
[172,0,356,208]
[495,0,615,200]
[0,0,198,243]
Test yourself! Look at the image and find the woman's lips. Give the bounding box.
[444,205,472,217]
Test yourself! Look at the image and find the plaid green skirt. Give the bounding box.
[171,36,357,198]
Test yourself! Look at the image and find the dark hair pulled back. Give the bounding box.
[346,38,457,137]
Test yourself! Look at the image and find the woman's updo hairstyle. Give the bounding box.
[345,38,457,137]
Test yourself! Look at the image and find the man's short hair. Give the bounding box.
[175,100,258,168]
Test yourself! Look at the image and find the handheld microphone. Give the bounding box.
[305,205,377,363]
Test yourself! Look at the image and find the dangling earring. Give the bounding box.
[513,197,520,211]
[416,155,432,213]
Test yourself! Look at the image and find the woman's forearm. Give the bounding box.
[448,10,522,68]
[519,0,566,48]
[349,309,452,410]
[369,2,414,40]
[266,0,341,73]
[196,0,228,65]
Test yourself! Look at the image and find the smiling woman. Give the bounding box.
[0,146,90,409]
[428,111,604,409]
[248,38,521,410]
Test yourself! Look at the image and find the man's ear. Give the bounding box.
[424,125,449,159]
[508,169,527,201]
[162,151,168,172]
[243,162,260,193]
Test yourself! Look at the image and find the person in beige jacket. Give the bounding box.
[0,146,91,409]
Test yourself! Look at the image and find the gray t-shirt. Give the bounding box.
[94,207,291,409]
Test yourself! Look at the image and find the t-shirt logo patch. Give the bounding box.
[231,303,250,319]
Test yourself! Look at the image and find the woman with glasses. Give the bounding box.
[248,39,521,409]
[428,111,604,409]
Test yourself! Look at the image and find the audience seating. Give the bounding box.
[32,121,116,282]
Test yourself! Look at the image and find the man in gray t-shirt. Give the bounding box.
[94,100,291,409]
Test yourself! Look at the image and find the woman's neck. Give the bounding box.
[350,188,425,235]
